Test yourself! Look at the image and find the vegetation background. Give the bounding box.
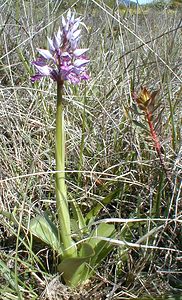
[0,0,181,299]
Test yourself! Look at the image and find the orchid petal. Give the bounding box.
[31,74,44,82]
[72,21,80,33]
[34,64,53,76]
[67,74,80,84]
[67,9,72,21]
[74,59,89,68]
[62,15,66,27]
[57,27,61,38]
[53,32,61,50]
[61,64,73,71]
[47,37,55,52]
[81,72,90,80]
[73,48,89,57]
[71,39,79,50]
[37,48,53,60]
[61,51,71,58]
[72,29,81,40]
[32,58,46,67]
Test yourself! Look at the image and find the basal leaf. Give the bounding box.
[88,223,115,248]
[58,243,94,286]
[30,214,62,254]
[88,223,116,267]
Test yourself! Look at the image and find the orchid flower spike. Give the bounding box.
[31,10,89,85]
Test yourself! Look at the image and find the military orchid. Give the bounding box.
[31,10,89,85]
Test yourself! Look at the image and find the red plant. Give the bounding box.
[132,86,173,192]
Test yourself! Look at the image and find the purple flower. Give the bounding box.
[31,10,89,85]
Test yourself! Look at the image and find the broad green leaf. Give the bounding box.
[88,223,116,267]
[59,224,116,287]
[85,189,120,224]
[88,223,115,248]
[58,243,94,286]
[30,214,62,254]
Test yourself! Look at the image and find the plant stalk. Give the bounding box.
[145,109,173,192]
[56,82,76,258]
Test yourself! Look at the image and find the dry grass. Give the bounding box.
[0,0,181,299]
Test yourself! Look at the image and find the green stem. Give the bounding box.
[56,82,76,258]
[78,93,86,184]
